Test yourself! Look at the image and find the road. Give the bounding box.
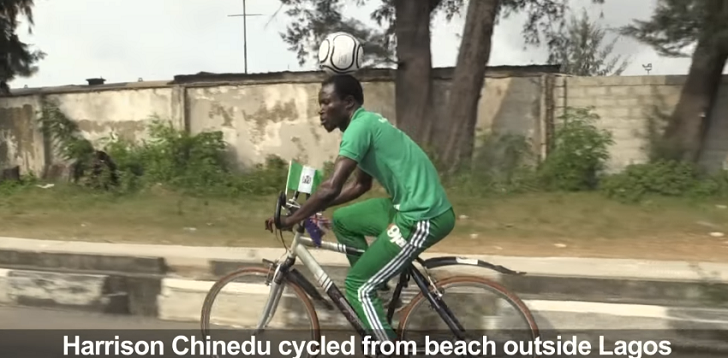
[0,305,724,357]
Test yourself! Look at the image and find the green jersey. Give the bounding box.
[337,107,452,221]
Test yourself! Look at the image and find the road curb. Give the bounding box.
[0,236,727,318]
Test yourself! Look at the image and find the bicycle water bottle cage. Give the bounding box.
[303,217,324,247]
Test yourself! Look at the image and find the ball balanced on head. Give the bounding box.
[318,32,364,75]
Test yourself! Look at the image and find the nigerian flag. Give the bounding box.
[286,160,323,194]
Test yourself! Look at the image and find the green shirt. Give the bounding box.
[338,107,452,221]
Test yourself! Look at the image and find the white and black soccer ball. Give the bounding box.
[318,32,364,75]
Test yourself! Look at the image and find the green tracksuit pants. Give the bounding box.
[331,197,456,342]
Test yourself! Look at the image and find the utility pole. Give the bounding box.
[228,0,265,74]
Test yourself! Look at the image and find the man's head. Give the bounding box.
[318,74,364,133]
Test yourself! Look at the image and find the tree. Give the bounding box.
[621,0,728,163]
[439,0,500,174]
[546,8,630,76]
[277,0,605,174]
[0,0,45,95]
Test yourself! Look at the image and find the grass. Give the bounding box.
[1,183,727,262]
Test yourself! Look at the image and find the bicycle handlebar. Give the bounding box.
[273,191,286,230]
[272,191,327,247]
[273,191,306,229]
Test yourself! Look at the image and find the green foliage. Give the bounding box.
[459,131,539,195]
[619,0,728,58]
[441,107,613,196]
[545,7,631,76]
[600,160,727,203]
[0,171,39,196]
[0,0,46,94]
[99,119,290,197]
[275,0,606,67]
[102,119,232,193]
[37,102,291,198]
[445,105,728,204]
[38,98,95,163]
[536,107,614,191]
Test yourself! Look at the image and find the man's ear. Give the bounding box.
[344,95,356,111]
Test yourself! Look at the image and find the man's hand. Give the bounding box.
[264,216,294,232]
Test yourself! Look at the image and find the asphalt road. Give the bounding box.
[0,305,723,358]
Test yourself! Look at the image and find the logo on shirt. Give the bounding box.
[376,114,391,125]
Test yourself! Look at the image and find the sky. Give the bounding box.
[8,0,726,89]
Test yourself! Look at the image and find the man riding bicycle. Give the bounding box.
[265,74,455,343]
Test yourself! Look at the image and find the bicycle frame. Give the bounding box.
[259,190,527,343]
[259,221,471,341]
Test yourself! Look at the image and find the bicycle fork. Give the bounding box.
[255,259,288,333]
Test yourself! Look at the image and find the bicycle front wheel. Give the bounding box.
[397,275,540,358]
[200,266,321,352]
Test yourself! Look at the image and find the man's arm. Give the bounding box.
[325,167,372,209]
[282,155,360,226]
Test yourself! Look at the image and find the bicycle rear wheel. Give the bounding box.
[397,275,540,358]
[200,266,321,356]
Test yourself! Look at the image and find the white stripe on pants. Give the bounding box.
[357,220,431,342]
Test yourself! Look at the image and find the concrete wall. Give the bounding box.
[187,74,546,170]
[554,75,728,173]
[1,68,728,178]
[0,67,552,176]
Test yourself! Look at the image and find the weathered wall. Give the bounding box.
[0,82,184,176]
[554,75,728,172]
[2,68,727,179]
[0,95,44,175]
[187,82,394,170]
[186,72,546,170]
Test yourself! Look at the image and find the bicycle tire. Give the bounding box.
[397,275,540,357]
[200,266,322,349]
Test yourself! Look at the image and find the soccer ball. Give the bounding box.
[318,32,364,75]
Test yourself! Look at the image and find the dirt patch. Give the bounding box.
[0,186,726,262]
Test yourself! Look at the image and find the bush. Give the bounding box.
[100,119,293,197]
[536,107,614,191]
[600,160,725,202]
[101,119,235,195]
[442,107,614,196]
[37,99,292,197]
[449,131,539,195]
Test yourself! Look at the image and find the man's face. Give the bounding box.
[318,83,350,133]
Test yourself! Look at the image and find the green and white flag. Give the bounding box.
[286,160,323,194]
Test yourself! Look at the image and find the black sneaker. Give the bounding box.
[378,285,404,311]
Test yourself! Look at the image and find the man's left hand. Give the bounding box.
[264,216,294,232]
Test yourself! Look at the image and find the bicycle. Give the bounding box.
[200,190,540,357]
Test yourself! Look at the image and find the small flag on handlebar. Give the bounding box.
[286,160,323,194]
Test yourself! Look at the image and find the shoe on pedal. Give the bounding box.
[378,284,403,311]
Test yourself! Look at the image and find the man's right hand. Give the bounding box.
[264,217,276,232]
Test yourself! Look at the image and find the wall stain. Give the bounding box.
[0,104,36,168]
[309,126,321,143]
[290,136,309,163]
[244,100,298,144]
[208,103,234,128]
[76,120,146,141]
[0,141,8,167]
